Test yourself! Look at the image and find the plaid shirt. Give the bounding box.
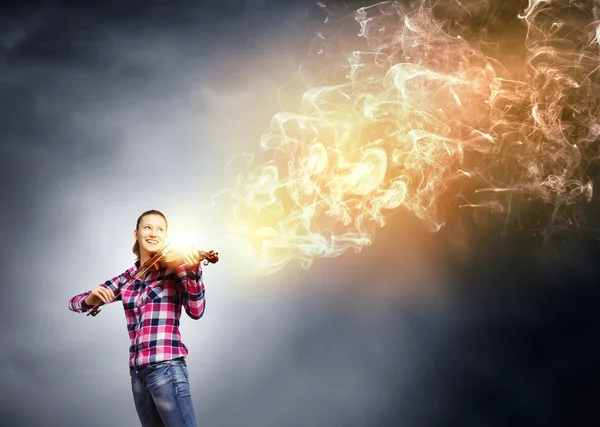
[68,260,206,369]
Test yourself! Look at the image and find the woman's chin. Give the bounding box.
[144,245,163,254]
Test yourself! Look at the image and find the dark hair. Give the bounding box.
[132,209,168,258]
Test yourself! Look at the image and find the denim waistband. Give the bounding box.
[130,356,185,372]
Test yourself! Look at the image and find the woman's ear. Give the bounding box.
[133,230,138,240]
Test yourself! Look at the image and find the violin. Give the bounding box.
[153,248,219,270]
[87,246,219,317]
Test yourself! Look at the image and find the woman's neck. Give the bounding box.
[139,251,150,267]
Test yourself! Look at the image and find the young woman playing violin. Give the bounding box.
[68,209,217,427]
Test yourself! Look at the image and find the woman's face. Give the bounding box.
[134,214,167,255]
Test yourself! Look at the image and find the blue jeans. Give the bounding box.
[129,358,199,427]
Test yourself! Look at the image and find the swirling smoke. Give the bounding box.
[204,0,600,275]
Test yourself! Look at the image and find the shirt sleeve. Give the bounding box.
[68,271,127,314]
[174,263,206,320]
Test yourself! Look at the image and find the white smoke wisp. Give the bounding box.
[201,0,600,276]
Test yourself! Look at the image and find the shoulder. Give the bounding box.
[117,264,138,282]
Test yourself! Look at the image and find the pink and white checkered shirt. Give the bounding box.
[68,260,206,369]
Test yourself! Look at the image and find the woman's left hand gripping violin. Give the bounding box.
[156,248,219,270]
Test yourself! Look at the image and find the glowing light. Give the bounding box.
[202,0,599,276]
[165,229,203,252]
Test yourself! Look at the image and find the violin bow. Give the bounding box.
[86,244,219,317]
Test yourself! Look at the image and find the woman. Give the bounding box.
[68,209,206,427]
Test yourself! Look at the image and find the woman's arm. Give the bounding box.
[68,272,127,314]
[174,264,206,320]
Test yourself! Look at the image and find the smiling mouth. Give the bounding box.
[146,239,159,245]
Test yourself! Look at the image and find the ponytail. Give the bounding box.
[132,241,140,258]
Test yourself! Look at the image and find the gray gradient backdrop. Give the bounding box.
[2,1,600,426]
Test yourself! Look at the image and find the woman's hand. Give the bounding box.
[85,285,115,306]
[181,247,201,268]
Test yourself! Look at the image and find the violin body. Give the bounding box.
[157,249,219,270]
